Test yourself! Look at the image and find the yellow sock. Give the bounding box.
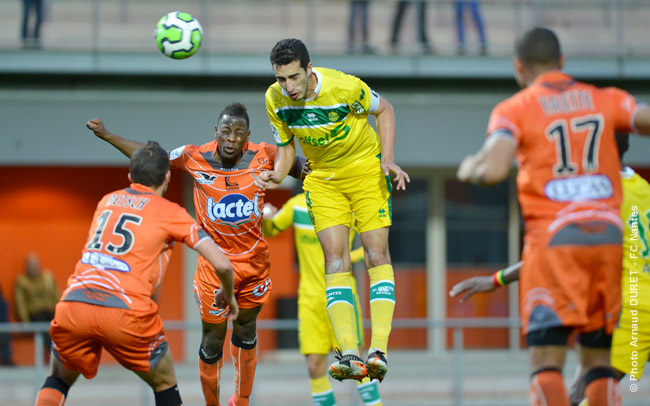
[310,374,332,393]
[310,375,335,405]
[368,264,395,354]
[325,272,358,353]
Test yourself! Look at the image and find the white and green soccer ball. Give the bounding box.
[155,12,203,60]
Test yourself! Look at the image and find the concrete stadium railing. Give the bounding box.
[0,317,521,406]
[1,0,649,57]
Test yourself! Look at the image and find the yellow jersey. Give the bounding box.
[263,193,363,300]
[265,67,381,172]
[620,167,650,313]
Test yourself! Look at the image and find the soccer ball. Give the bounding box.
[155,12,203,60]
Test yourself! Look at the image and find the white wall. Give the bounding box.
[2,87,649,167]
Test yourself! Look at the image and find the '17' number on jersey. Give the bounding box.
[545,114,604,177]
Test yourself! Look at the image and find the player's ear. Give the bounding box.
[558,54,566,69]
[165,170,171,184]
[214,126,219,138]
[127,172,132,183]
[513,57,524,76]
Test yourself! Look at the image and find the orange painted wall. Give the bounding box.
[0,167,299,363]
[0,166,185,365]
[447,268,511,349]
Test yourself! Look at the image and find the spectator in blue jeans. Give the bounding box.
[21,0,44,48]
[454,0,487,55]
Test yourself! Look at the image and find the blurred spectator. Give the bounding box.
[390,0,433,54]
[348,0,375,54]
[14,252,59,355]
[454,0,487,55]
[21,0,44,49]
[0,283,15,366]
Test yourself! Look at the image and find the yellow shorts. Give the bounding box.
[611,308,650,379]
[298,279,363,355]
[303,158,392,234]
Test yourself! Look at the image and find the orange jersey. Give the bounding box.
[61,183,210,313]
[487,71,641,244]
[169,140,275,274]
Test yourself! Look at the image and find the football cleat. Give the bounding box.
[365,349,388,382]
[329,348,368,381]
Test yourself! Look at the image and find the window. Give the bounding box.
[445,179,509,266]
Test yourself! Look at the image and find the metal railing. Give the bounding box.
[0,317,523,406]
[2,0,649,57]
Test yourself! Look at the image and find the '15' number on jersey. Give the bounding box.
[87,210,142,255]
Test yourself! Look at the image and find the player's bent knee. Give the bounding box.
[154,385,183,406]
[201,330,225,354]
[324,257,346,274]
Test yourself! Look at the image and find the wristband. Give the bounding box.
[493,269,507,287]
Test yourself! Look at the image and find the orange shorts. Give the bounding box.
[193,258,272,324]
[520,221,622,335]
[49,301,167,379]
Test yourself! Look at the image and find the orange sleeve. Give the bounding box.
[161,200,211,249]
[168,144,196,171]
[259,142,277,170]
[486,97,522,144]
[603,87,641,134]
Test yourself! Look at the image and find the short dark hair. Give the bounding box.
[130,141,169,187]
[218,102,250,129]
[515,27,561,68]
[270,38,310,70]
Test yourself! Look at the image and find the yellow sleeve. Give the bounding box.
[263,196,297,237]
[346,73,375,115]
[266,87,294,147]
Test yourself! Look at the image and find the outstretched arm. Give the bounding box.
[633,105,650,135]
[374,96,410,191]
[457,135,516,185]
[255,141,296,190]
[86,117,144,158]
[195,239,239,320]
[449,261,522,303]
